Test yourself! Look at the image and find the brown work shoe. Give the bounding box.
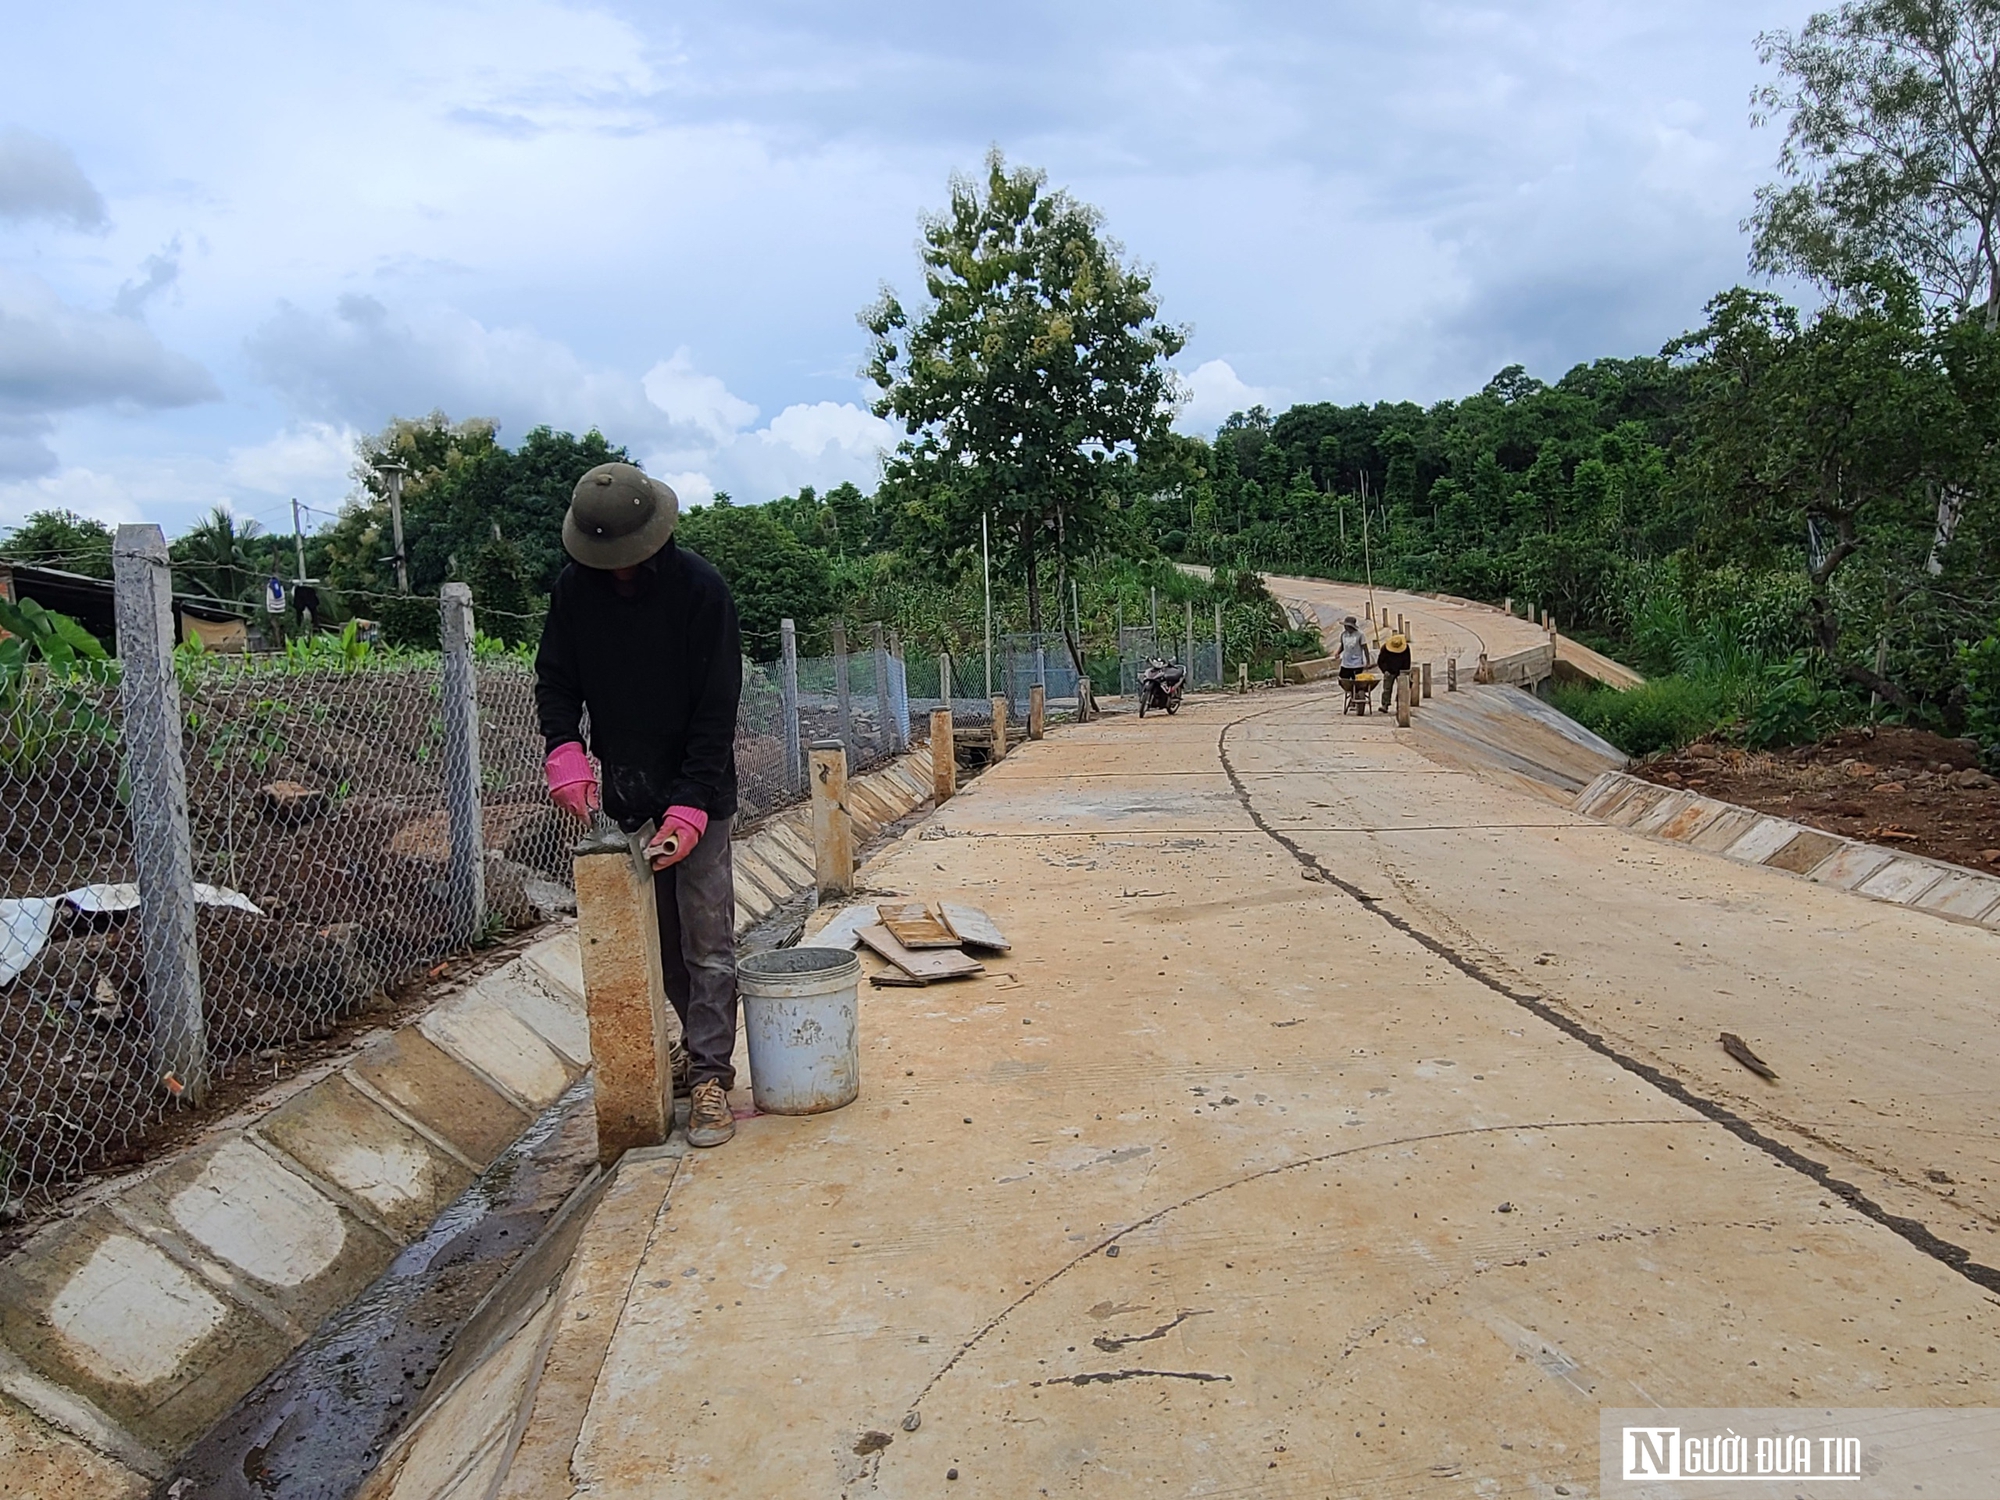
[686,1080,735,1148]
[669,1036,691,1099]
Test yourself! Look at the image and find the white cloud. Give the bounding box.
[0,465,148,532]
[659,470,716,507]
[0,126,105,229]
[643,349,758,445]
[247,294,669,446]
[1176,358,1275,434]
[0,269,218,476]
[226,421,359,497]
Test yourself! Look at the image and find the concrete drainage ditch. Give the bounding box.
[0,744,942,1499]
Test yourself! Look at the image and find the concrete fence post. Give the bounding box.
[810,740,854,900]
[930,709,956,803]
[1447,656,1459,692]
[439,584,487,945]
[1422,661,1433,699]
[780,618,803,795]
[871,621,895,756]
[1395,671,1413,728]
[1275,659,1285,687]
[1028,683,1045,740]
[1183,600,1194,674]
[1213,602,1223,687]
[938,650,952,707]
[990,695,1009,761]
[1075,675,1091,723]
[1503,597,1512,615]
[1238,662,1248,694]
[573,826,672,1163]
[114,524,208,1104]
[830,620,854,760]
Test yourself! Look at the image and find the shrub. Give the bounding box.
[1550,676,1731,756]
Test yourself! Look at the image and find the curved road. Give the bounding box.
[557,688,1999,1497]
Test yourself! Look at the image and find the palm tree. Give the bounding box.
[172,507,265,603]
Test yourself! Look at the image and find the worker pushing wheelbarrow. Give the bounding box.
[1335,615,1378,715]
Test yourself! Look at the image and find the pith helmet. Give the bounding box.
[563,463,679,569]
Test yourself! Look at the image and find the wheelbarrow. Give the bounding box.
[1342,670,1379,715]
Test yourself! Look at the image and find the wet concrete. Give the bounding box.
[156,1082,599,1500]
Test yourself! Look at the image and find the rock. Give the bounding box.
[388,802,573,877]
[1952,768,1996,791]
[483,853,540,930]
[1872,782,1906,794]
[523,874,577,920]
[257,780,328,824]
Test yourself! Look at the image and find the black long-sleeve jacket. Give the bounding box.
[534,541,741,826]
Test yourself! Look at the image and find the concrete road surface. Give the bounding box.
[563,689,2000,1497]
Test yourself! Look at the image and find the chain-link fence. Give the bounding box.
[1115,626,1223,697]
[0,544,951,1221]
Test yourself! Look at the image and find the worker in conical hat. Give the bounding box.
[1377,631,1412,711]
[535,462,744,1149]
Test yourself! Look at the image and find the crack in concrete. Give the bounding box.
[1049,1368,1231,1387]
[902,1114,1693,1418]
[1214,701,2000,1298]
[1091,1309,1207,1353]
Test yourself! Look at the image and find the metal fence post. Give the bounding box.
[871,622,894,757]
[439,584,487,945]
[780,617,802,794]
[830,620,853,760]
[113,524,208,1105]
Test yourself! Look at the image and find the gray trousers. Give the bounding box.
[652,815,738,1088]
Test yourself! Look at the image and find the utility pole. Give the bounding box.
[375,459,410,592]
[290,499,307,582]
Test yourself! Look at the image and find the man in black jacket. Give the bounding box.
[535,462,744,1147]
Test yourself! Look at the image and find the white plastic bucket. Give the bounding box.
[737,947,862,1115]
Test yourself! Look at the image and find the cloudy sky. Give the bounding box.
[1,0,1807,540]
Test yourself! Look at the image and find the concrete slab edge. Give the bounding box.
[1572,771,2000,929]
[729,744,937,935]
[0,940,595,1474]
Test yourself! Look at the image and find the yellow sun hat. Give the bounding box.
[1386,633,1408,652]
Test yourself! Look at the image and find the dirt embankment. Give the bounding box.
[1636,726,2000,873]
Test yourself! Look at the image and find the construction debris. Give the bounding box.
[939,901,1011,952]
[856,923,984,983]
[877,901,962,949]
[1720,1031,1778,1080]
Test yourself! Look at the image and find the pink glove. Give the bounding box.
[645,805,708,870]
[544,742,599,820]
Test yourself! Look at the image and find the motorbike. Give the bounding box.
[1137,657,1186,717]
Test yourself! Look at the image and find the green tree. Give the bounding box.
[171,506,269,603]
[0,510,114,578]
[862,151,1186,648]
[675,498,835,660]
[1753,0,2000,320]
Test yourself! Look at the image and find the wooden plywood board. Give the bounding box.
[938,902,1011,952]
[799,902,881,951]
[876,900,962,948]
[856,924,984,982]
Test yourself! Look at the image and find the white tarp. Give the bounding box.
[0,898,59,986]
[0,883,264,988]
